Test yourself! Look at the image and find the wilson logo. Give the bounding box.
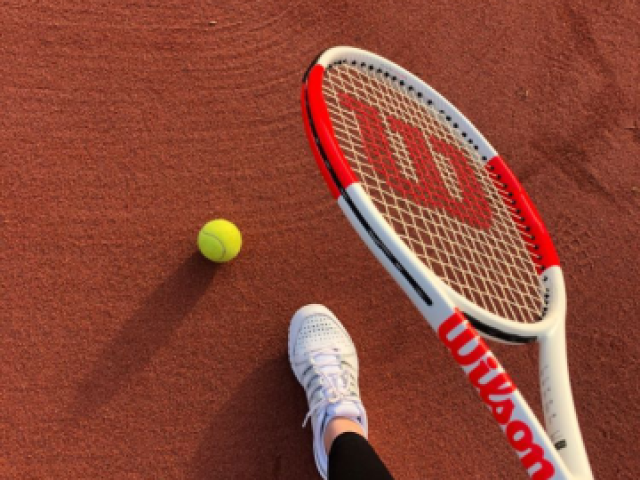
[438,313,556,480]
[339,93,492,230]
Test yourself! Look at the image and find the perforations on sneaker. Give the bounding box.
[294,314,352,354]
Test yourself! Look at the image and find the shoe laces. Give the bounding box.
[297,347,359,428]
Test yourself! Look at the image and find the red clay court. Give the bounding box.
[2,1,639,479]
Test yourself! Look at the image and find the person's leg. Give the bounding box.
[288,304,394,480]
[323,417,364,452]
[329,431,394,480]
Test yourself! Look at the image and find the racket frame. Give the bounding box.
[301,46,593,480]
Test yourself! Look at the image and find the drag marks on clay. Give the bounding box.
[529,4,629,203]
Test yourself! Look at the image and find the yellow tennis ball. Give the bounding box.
[197,219,242,263]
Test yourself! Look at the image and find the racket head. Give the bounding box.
[301,47,566,342]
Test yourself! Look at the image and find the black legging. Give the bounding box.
[328,433,395,480]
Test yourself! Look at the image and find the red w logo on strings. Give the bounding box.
[339,93,492,230]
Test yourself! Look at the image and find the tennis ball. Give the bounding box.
[197,219,242,263]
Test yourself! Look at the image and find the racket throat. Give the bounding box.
[463,313,537,344]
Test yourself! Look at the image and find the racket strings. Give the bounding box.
[323,64,544,323]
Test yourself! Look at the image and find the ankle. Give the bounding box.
[323,416,366,453]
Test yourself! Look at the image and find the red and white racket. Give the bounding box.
[301,47,593,480]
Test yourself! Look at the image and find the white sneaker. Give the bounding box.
[288,304,368,479]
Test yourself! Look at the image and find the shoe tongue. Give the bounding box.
[314,353,338,364]
[313,351,360,420]
[314,353,343,377]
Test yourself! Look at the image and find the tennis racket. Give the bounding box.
[300,47,593,480]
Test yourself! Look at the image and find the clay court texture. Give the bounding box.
[2,1,639,479]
